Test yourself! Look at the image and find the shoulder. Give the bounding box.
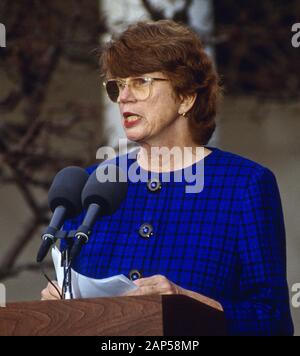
[210,146,266,170]
[207,146,278,187]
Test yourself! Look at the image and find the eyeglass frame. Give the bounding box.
[102,76,169,103]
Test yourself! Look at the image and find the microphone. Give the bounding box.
[36,167,89,263]
[69,164,128,262]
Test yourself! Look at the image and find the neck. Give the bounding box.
[135,115,211,173]
[137,143,210,173]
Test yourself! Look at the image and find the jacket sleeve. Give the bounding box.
[218,167,294,336]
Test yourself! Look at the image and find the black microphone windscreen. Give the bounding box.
[48,167,89,219]
[82,164,128,216]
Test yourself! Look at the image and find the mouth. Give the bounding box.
[123,112,143,128]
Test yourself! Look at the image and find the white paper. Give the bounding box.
[51,247,138,299]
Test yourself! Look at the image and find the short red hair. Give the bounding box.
[100,20,222,145]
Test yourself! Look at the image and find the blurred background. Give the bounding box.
[0,0,299,335]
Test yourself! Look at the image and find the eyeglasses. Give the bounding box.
[103,77,169,103]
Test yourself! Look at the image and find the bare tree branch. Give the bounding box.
[0,90,23,113]
[0,262,53,281]
[140,0,193,23]
[0,215,47,276]
[0,0,108,281]
[140,0,165,21]
[213,0,300,96]
[173,0,193,23]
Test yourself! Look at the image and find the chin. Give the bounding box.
[124,129,145,143]
[127,138,144,145]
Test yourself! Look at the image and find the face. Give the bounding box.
[116,72,183,145]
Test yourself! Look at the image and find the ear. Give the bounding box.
[178,93,197,115]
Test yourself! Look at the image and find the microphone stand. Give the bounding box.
[48,230,76,300]
[61,237,73,300]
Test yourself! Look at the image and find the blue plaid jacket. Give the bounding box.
[62,146,294,336]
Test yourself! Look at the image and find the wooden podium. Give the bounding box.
[0,295,227,336]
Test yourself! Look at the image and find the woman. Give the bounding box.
[41,20,294,336]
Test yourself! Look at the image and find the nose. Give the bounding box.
[118,84,136,103]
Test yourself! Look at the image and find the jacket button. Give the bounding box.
[139,223,154,239]
[147,179,162,192]
[129,269,142,281]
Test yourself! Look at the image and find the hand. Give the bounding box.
[124,274,223,311]
[125,275,183,296]
[41,281,62,301]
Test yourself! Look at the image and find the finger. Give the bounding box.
[134,275,166,287]
[130,284,160,296]
[135,278,173,294]
[48,282,61,298]
[123,289,141,297]
[41,295,58,301]
[41,290,59,301]
[41,288,50,300]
